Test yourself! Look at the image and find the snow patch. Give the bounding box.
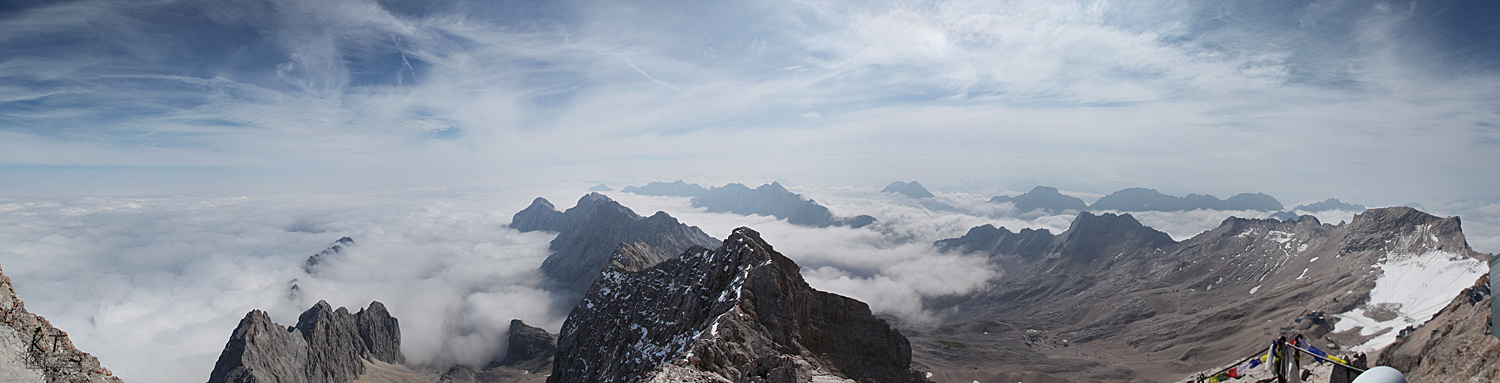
[1333,250,1485,352]
[1269,231,1293,243]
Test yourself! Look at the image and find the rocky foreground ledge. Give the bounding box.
[0,265,122,383]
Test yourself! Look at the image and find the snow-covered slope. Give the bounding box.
[1332,250,1485,352]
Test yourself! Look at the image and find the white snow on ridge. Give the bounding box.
[1333,250,1485,352]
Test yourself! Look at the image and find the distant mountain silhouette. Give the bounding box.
[622,181,877,228]
[1089,187,1282,211]
[989,186,1089,214]
[882,181,935,199]
[1293,198,1364,212]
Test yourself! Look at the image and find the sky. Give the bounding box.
[1,0,1498,204]
[2,1,1500,382]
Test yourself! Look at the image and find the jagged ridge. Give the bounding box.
[208,301,403,383]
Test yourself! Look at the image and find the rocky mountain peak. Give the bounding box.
[516,193,720,296]
[1345,207,1474,255]
[510,197,568,233]
[551,227,928,383]
[208,301,403,383]
[1056,212,1175,263]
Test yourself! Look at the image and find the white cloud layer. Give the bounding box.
[0,188,563,383]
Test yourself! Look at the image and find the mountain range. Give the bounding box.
[914,207,1489,382]
[621,181,877,228]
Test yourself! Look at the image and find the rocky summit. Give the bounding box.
[0,265,121,383]
[208,301,404,383]
[511,193,720,296]
[551,227,929,383]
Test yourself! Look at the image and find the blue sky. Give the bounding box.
[2,0,1498,205]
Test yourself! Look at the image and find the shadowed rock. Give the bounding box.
[208,301,403,383]
[490,320,556,374]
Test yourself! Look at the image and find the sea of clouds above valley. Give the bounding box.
[1,183,1496,383]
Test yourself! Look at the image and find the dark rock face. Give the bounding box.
[551,228,928,383]
[1089,188,1283,211]
[1293,198,1364,212]
[621,180,709,197]
[0,265,122,383]
[511,193,720,295]
[492,320,556,373]
[304,237,355,274]
[882,181,935,199]
[208,301,404,383]
[989,186,1089,214]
